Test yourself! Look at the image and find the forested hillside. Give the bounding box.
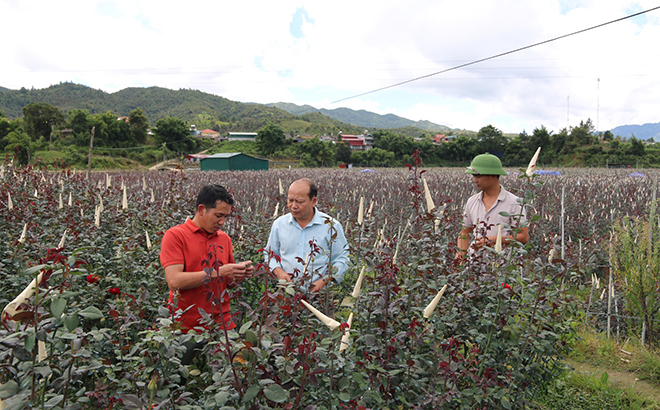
[268,102,456,132]
[0,83,375,136]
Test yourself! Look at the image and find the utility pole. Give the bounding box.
[86,126,95,179]
[597,78,600,137]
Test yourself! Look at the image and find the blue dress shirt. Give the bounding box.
[265,208,349,286]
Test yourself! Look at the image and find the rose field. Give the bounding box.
[0,159,659,409]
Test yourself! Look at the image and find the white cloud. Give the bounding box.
[1,0,659,133]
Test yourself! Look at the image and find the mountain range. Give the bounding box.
[0,83,658,139]
[609,123,660,141]
[266,102,452,132]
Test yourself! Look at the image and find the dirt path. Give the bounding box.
[567,359,660,402]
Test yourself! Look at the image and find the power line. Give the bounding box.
[327,6,660,106]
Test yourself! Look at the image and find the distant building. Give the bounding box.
[200,152,269,171]
[227,132,258,142]
[184,154,209,163]
[200,129,220,140]
[339,131,373,151]
[433,134,456,144]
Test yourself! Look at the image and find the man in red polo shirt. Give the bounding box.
[160,184,253,364]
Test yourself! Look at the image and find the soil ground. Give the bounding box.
[567,359,660,403]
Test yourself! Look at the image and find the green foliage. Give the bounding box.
[255,123,287,156]
[3,129,35,165]
[154,116,195,153]
[476,124,507,155]
[533,371,657,409]
[613,216,660,347]
[335,141,352,164]
[0,116,19,152]
[128,108,149,145]
[295,137,335,167]
[22,102,64,140]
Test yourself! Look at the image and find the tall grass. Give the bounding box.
[613,216,660,347]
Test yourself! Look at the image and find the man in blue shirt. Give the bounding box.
[265,178,349,291]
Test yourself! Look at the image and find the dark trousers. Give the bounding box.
[181,340,208,366]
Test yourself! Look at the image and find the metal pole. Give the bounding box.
[561,186,565,259]
[86,126,95,180]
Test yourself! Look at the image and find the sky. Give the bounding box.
[1,0,659,134]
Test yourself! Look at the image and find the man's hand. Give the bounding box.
[310,278,328,292]
[471,236,496,250]
[272,267,292,282]
[219,261,254,283]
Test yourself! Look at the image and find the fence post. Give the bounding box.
[607,242,612,339]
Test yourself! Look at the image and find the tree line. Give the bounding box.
[1,102,655,169]
[254,120,655,168]
[0,103,207,167]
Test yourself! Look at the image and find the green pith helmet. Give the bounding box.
[465,153,507,175]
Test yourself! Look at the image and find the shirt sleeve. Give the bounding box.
[463,199,474,228]
[329,220,350,283]
[508,197,527,228]
[160,228,184,268]
[227,235,235,264]
[264,219,284,272]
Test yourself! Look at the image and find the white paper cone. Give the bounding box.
[2,272,44,321]
[357,197,364,225]
[57,229,67,249]
[339,312,354,352]
[301,300,340,330]
[351,266,366,299]
[38,340,47,362]
[423,284,448,318]
[423,178,435,212]
[526,147,542,177]
[494,225,503,253]
[18,223,27,244]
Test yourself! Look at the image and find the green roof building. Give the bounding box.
[200,152,269,171]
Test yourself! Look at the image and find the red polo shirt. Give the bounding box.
[160,218,235,332]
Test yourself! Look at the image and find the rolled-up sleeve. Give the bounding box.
[264,219,284,272]
[330,221,350,283]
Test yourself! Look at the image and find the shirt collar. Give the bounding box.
[286,207,322,227]
[480,185,507,204]
[184,217,219,237]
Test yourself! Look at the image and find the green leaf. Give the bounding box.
[337,376,350,390]
[239,320,253,334]
[600,372,609,386]
[501,396,512,409]
[44,395,64,409]
[263,384,287,403]
[24,264,47,276]
[242,384,261,403]
[51,298,66,318]
[339,392,351,402]
[214,391,229,406]
[245,330,258,345]
[78,306,104,320]
[0,380,19,399]
[25,329,36,352]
